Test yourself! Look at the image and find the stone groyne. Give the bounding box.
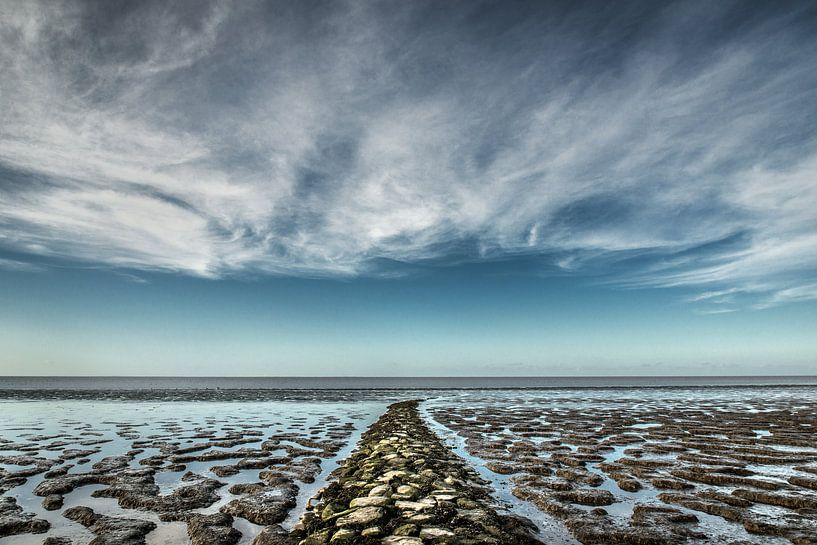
[281,400,543,545]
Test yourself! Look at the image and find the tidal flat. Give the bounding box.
[1,385,816,544]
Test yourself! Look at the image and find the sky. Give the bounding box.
[1,0,816,376]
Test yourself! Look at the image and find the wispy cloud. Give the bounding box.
[1,0,816,307]
[0,257,44,273]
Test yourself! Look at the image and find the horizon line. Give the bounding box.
[2,374,816,379]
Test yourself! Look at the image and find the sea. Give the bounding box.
[3,375,817,390]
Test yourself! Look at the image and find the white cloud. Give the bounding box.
[1,0,816,307]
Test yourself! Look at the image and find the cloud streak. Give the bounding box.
[1,0,816,307]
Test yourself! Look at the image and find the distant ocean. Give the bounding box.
[1,375,816,390]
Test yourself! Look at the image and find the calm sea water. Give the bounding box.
[1,375,816,390]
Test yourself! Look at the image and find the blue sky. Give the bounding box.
[1,0,816,376]
[2,260,816,376]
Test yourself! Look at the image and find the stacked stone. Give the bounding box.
[287,400,542,545]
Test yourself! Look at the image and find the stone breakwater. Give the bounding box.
[279,400,543,545]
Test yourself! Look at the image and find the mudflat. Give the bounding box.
[1,386,816,544]
[426,390,817,544]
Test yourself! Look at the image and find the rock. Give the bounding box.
[0,496,50,537]
[253,525,297,545]
[97,472,223,513]
[361,526,383,537]
[336,506,384,526]
[651,478,694,490]
[349,496,389,508]
[289,401,544,545]
[229,482,267,495]
[368,485,390,497]
[63,506,156,545]
[395,500,434,511]
[186,513,242,545]
[395,485,419,498]
[34,474,100,497]
[393,524,417,536]
[320,503,344,521]
[790,475,817,491]
[419,527,455,540]
[92,456,130,473]
[379,470,407,482]
[60,449,98,461]
[405,513,433,524]
[329,528,356,542]
[44,467,71,479]
[212,465,240,477]
[221,485,298,525]
[381,537,423,545]
[555,489,615,506]
[42,494,64,511]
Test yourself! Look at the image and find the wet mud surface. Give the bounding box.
[2,387,816,544]
[424,390,817,544]
[0,401,386,545]
[0,391,400,403]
